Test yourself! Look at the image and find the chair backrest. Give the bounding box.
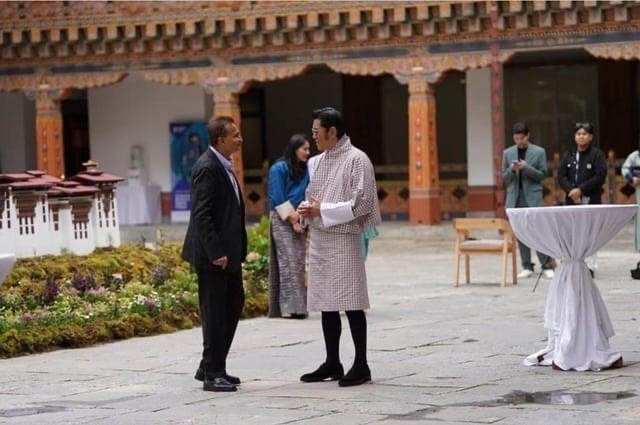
[453,218,514,235]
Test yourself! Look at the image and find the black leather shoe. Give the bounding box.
[195,367,241,385]
[338,363,371,387]
[195,367,204,382]
[224,373,241,385]
[300,362,344,382]
[203,376,237,392]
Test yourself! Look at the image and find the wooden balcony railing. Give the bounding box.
[242,152,637,220]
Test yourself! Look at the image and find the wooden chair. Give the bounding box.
[453,218,517,287]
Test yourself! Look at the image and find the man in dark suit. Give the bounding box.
[182,116,247,392]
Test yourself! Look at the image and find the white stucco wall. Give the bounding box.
[465,68,494,186]
[88,73,208,191]
[0,92,35,172]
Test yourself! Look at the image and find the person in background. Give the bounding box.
[502,122,554,280]
[267,134,311,319]
[558,122,607,277]
[621,144,640,253]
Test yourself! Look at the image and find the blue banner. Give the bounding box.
[170,122,209,221]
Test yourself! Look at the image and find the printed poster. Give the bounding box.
[170,122,209,222]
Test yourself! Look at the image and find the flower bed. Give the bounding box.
[0,217,270,358]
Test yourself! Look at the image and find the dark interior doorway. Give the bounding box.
[61,89,90,177]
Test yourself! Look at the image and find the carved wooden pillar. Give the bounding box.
[34,90,67,178]
[490,0,505,217]
[407,77,441,224]
[210,85,244,191]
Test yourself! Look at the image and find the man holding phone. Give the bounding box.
[502,122,554,279]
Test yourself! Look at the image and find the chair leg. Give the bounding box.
[465,255,470,284]
[501,251,507,288]
[455,253,460,287]
[512,249,517,285]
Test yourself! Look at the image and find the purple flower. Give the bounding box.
[43,277,60,305]
[72,272,97,294]
[20,313,34,322]
[151,267,169,287]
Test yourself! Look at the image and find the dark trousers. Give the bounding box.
[515,193,553,270]
[196,266,245,376]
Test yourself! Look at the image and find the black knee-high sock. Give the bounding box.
[321,311,341,365]
[346,310,367,366]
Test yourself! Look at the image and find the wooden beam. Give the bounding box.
[223,18,235,34]
[439,3,452,18]
[533,1,547,11]
[184,21,196,36]
[30,29,41,43]
[68,27,79,41]
[87,26,98,41]
[372,8,384,23]
[393,7,406,23]
[245,16,257,32]
[50,28,61,43]
[286,14,299,29]
[11,30,22,44]
[265,15,277,31]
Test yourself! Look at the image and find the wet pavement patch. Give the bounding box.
[0,405,67,417]
[382,390,635,421]
[491,390,636,406]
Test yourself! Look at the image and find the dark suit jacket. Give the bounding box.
[557,145,607,205]
[181,148,247,272]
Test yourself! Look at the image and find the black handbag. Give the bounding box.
[631,262,640,280]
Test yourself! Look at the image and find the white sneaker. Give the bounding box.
[542,269,555,279]
[517,269,533,279]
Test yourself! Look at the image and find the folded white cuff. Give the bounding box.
[320,201,355,227]
[275,200,295,221]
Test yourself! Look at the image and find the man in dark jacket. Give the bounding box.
[558,121,606,275]
[558,122,607,205]
[182,116,247,392]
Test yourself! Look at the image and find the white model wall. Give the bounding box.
[0,92,35,172]
[88,73,208,191]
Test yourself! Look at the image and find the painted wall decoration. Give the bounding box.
[169,122,209,222]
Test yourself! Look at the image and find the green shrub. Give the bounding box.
[0,219,271,358]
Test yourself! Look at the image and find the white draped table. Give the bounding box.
[506,204,637,371]
[116,184,162,225]
[0,253,16,286]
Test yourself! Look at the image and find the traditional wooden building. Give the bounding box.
[0,164,123,257]
[0,1,639,224]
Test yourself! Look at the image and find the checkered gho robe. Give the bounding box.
[306,136,381,312]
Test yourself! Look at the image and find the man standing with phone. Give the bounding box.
[502,122,554,279]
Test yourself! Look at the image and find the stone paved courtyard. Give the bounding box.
[1,222,640,424]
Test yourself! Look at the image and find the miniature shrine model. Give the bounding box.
[0,161,123,258]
